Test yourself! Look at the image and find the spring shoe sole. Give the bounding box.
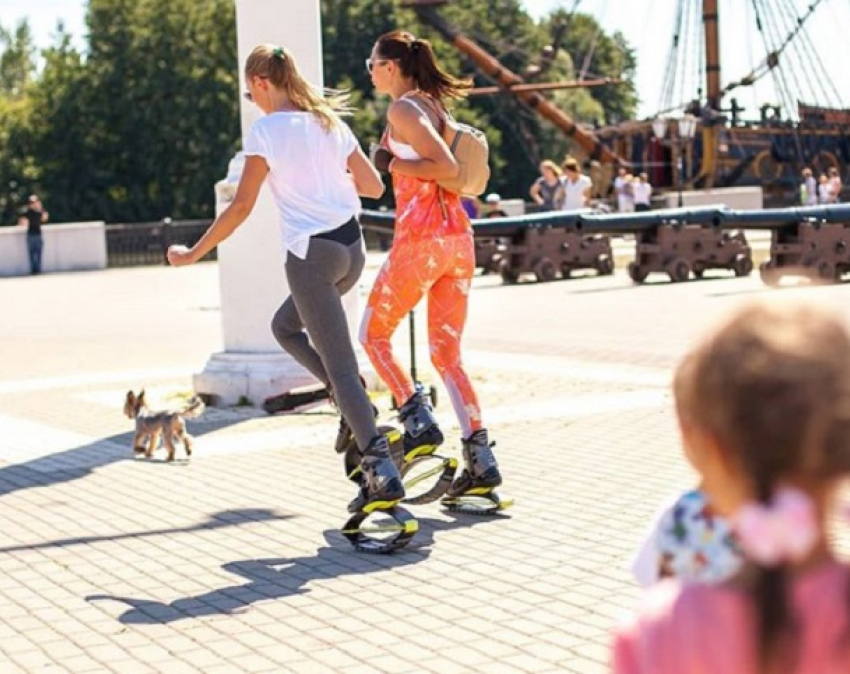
[440,490,514,515]
[341,506,418,554]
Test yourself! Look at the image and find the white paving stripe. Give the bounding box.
[0,367,194,395]
[482,389,668,425]
[0,412,126,470]
[465,349,670,386]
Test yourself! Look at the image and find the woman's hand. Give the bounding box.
[167,244,196,267]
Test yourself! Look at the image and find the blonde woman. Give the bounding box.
[167,45,405,514]
[529,160,565,211]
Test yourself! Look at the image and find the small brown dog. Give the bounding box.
[124,390,205,461]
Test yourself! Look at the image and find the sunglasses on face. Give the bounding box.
[365,58,389,74]
[243,75,269,103]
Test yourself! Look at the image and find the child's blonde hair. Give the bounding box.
[674,298,850,667]
[244,45,351,131]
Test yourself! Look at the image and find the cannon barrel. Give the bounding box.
[361,204,850,238]
[724,204,850,229]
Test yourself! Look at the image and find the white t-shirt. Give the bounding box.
[614,176,634,212]
[244,112,361,259]
[632,181,652,205]
[561,174,592,211]
[805,175,818,205]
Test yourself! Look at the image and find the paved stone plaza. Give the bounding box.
[2,255,849,673]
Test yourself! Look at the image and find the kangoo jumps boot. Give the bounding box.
[397,388,444,458]
[347,435,406,514]
[446,429,502,497]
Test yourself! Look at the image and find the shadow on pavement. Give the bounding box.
[0,405,326,499]
[0,431,140,499]
[87,512,505,624]
[0,508,293,554]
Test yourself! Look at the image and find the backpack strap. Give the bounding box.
[399,92,447,136]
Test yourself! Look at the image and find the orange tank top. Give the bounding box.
[384,97,472,247]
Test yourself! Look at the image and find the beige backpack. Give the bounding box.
[402,95,490,197]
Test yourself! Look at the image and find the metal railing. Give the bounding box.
[105,219,215,267]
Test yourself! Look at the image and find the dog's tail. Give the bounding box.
[179,396,206,419]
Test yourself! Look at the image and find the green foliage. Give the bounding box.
[0,0,636,223]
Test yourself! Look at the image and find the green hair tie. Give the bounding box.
[273,47,285,60]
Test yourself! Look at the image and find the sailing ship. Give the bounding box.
[404,0,849,206]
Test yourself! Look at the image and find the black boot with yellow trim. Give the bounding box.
[341,434,418,553]
[440,428,513,515]
[397,387,444,458]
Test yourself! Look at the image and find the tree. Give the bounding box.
[0,0,638,223]
[0,21,36,97]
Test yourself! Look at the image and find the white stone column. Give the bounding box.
[194,0,364,406]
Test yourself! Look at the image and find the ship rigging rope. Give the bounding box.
[677,0,697,110]
[779,0,842,109]
[741,0,834,117]
[753,0,798,115]
[577,0,608,80]
[771,0,809,113]
[658,0,686,112]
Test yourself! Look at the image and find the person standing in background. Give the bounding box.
[613,167,634,212]
[632,173,652,212]
[560,157,592,210]
[21,195,49,275]
[529,160,565,212]
[828,166,842,203]
[800,168,818,206]
[460,195,482,220]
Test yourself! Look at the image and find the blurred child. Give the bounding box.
[614,298,850,673]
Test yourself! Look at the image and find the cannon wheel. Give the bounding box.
[692,262,705,279]
[733,255,754,277]
[627,261,648,284]
[533,258,557,282]
[817,260,838,283]
[666,258,691,283]
[498,259,520,284]
[596,256,615,276]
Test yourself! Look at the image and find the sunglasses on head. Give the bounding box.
[365,57,390,73]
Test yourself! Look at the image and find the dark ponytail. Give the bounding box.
[375,30,471,101]
[749,473,795,671]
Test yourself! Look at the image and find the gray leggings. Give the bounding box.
[270,235,376,451]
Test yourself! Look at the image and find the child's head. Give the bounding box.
[675,299,850,510]
[674,299,850,663]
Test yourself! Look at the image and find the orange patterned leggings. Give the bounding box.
[360,233,482,437]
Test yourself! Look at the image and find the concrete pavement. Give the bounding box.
[2,255,850,673]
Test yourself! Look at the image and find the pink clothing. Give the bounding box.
[613,561,850,674]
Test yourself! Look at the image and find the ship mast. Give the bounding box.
[403,1,624,165]
[703,0,721,109]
